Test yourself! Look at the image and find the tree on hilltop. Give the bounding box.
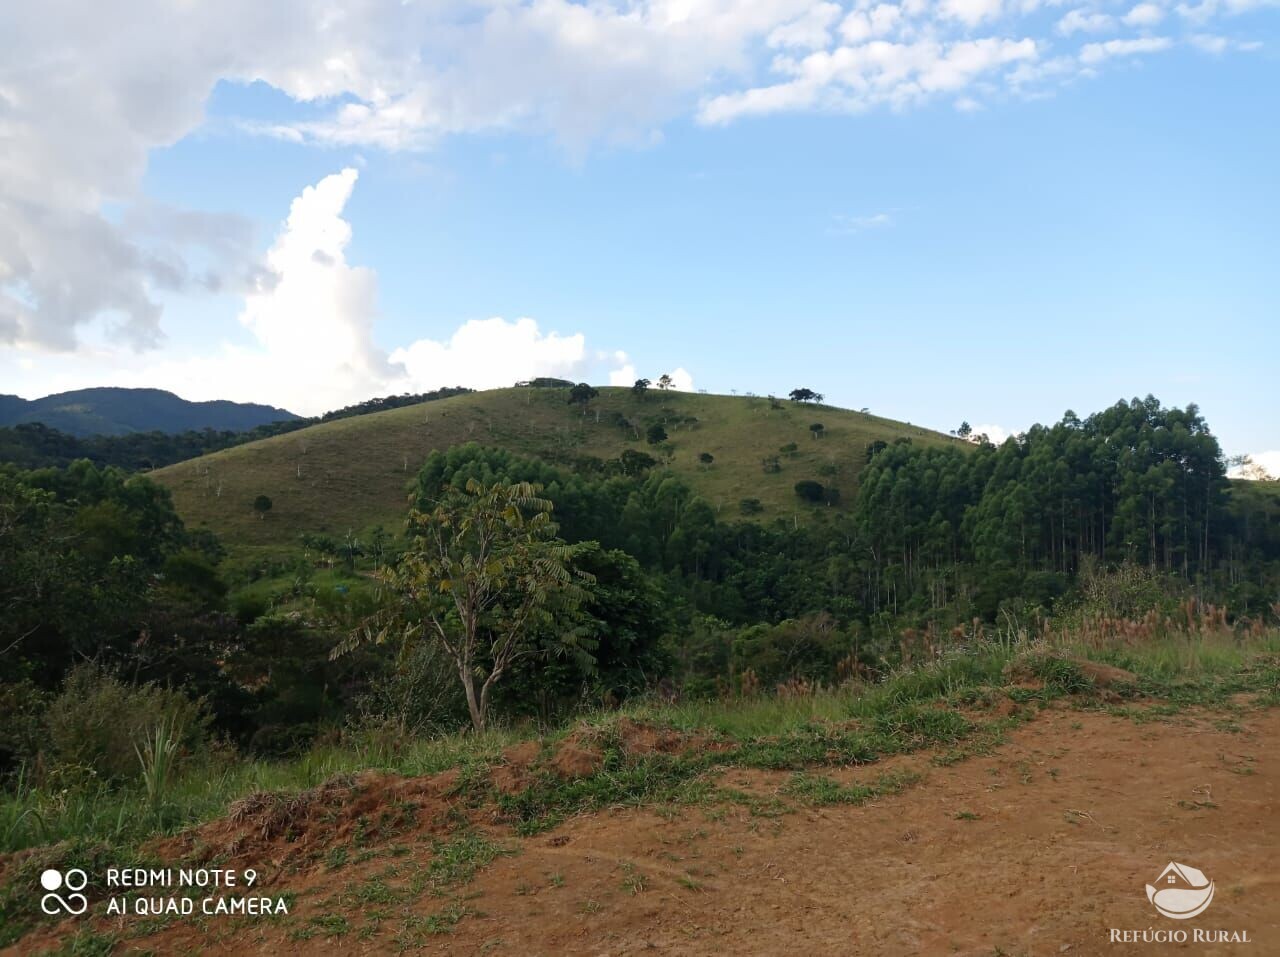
[568,383,598,413]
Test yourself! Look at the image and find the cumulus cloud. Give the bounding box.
[0,0,1268,358]
[391,318,589,393]
[700,37,1039,123]
[1124,3,1168,26]
[970,423,1015,444]
[770,3,844,49]
[1,169,690,415]
[237,168,393,400]
[1056,9,1118,35]
[1079,36,1174,63]
[1229,452,1280,481]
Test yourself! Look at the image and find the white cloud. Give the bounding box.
[666,368,696,391]
[238,168,392,399]
[700,37,1038,123]
[770,3,844,49]
[608,354,639,386]
[1229,452,1280,481]
[1079,36,1174,63]
[391,318,589,394]
[2,169,682,415]
[0,0,1270,362]
[1056,9,1117,35]
[939,0,1006,27]
[1123,3,1167,26]
[970,423,1014,444]
[839,4,905,43]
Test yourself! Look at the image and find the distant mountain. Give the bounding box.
[0,388,300,437]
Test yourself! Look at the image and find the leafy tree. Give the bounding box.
[809,423,825,439]
[345,480,591,732]
[631,378,651,400]
[253,494,273,519]
[794,480,826,503]
[567,382,599,412]
[699,452,715,467]
[646,423,668,445]
[619,449,659,475]
[956,421,972,439]
[657,374,673,391]
[739,498,764,515]
[789,388,823,404]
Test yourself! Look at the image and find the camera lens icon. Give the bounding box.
[40,868,88,915]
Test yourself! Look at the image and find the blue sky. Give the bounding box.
[1,0,1277,468]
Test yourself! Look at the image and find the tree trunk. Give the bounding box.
[461,669,485,733]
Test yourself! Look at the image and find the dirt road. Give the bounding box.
[18,704,1279,956]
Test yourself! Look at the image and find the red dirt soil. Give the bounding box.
[13,704,1279,956]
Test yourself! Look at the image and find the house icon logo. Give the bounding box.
[1145,862,1215,919]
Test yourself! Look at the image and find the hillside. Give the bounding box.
[0,387,299,436]
[152,386,962,548]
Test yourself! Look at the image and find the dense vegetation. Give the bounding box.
[1,393,1277,832]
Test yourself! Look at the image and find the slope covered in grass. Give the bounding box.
[151,386,961,548]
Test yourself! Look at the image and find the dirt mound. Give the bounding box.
[149,768,464,874]
[1069,656,1138,687]
[550,736,605,780]
[1003,652,1138,692]
[614,717,688,755]
[492,740,544,794]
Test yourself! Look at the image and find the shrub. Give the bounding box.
[794,480,825,503]
[43,665,210,783]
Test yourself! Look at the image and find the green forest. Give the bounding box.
[2,392,1277,775]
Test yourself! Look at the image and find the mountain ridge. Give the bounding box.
[0,387,300,437]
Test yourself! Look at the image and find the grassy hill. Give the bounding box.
[151,386,962,549]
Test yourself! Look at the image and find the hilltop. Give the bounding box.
[151,386,961,548]
[0,387,299,437]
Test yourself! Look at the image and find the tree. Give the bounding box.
[253,495,273,520]
[631,378,651,400]
[567,382,598,413]
[809,423,825,440]
[794,480,825,503]
[342,480,590,733]
[698,452,714,468]
[657,374,673,391]
[789,388,823,404]
[619,449,659,475]
[957,421,972,440]
[646,423,668,445]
